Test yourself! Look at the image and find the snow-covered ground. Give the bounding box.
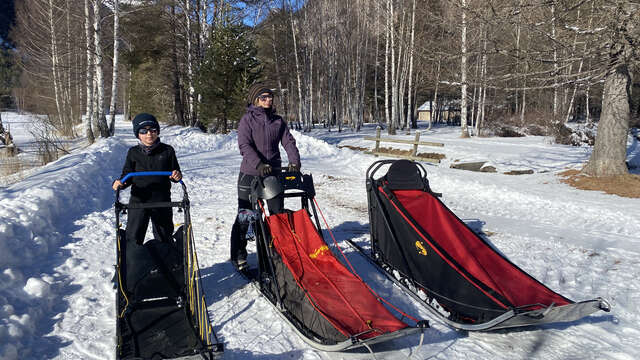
[1,113,639,359]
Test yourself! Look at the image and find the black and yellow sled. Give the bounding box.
[114,172,223,359]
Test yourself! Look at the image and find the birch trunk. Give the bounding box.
[108,0,120,135]
[565,3,594,124]
[47,0,64,130]
[384,0,390,132]
[65,0,74,135]
[272,24,285,119]
[430,60,441,130]
[477,28,488,135]
[93,0,109,137]
[184,0,195,125]
[290,11,304,130]
[389,0,396,135]
[308,47,314,132]
[84,0,95,143]
[396,6,406,131]
[551,2,558,121]
[373,4,380,124]
[460,0,469,137]
[170,5,185,126]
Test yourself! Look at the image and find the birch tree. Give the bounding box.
[459,0,469,137]
[93,0,109,137]
[108,0,120,135]
[184,0,196,126]
[84,0,95,143]
[47,0,65,131]
[405,0,416,131]
[289,2,304,131]
[384,0,392,134]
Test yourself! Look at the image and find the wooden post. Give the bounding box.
[375,126,381,153]
[411,131,420,157]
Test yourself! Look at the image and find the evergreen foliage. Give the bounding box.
[0,48,18,110]
[0,0,16,112]
[0,0,16,49]
[129,62,173,125]
[120,2,174,124]
[197,21,262,133]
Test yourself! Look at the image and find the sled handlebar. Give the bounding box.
[119,171,184,185]
[366,160,427,180]
[115,171,187,205]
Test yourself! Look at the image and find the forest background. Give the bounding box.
[0,0,639,177]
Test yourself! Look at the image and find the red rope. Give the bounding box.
[312,198,419,323]
[264,213,357,337]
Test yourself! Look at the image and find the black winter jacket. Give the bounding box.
[118,142,181,202]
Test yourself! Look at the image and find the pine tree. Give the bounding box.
[197,21,262,133]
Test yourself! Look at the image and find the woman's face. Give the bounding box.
[257,92,274,109]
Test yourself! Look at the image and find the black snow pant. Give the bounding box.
[230,172,283,262]
[126,195,174,245]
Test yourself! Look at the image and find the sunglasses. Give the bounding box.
[138,128,159,134]
[258,95,273,101]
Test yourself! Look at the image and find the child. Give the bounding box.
[112,113,182,245]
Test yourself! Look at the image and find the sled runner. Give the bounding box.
[352,159,610,331]
[114,172,223,359]
[244,170,428,352]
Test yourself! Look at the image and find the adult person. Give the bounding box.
[231,83,301,270]
[112,113,182,245]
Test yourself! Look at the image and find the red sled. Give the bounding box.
[353,160,610,331]
[246,171,428,351]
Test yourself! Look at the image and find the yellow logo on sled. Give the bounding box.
[286,176,296,180]
[309,245,329,259]
[415,241,428,256]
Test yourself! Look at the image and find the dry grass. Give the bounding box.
[0,156,25,177]
[378,147,446,160]
[559,169,640,198]
[337,145,369,151]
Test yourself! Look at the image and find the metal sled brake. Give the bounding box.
[353,160,610,331]
[246,171,428,351]
[114,172,223,359]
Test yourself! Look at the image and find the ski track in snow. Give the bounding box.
[1,116,638,359]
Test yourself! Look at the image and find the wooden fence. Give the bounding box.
[364,127,444,163]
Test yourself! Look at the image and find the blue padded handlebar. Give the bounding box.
[120,171,183,185]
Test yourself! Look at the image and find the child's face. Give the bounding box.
[138,126,159,146]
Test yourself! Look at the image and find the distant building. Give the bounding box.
[417,100,461,124]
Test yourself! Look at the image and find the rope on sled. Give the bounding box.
[312,198,419,324]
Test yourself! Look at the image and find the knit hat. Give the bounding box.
[247,83,274,105]
[132,113,160,137]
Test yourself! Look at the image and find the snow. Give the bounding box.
[1,112,639,359]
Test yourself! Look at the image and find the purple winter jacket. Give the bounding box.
[238,105,301,176]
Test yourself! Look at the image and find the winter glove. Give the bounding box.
[257,163,272,176]
[287,163,300,172]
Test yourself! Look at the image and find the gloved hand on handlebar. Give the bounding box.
[287,163,300,172]
[257,163,272,176]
